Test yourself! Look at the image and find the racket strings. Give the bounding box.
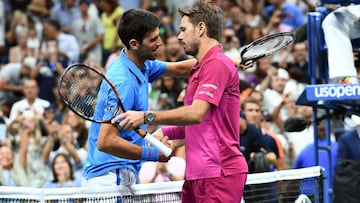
[59,65,109,120]
[243,35,293,58]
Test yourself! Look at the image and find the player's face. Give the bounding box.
[138,27,162,60]
[178,16,200,57]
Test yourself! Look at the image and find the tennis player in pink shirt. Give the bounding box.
[117,1,248,202]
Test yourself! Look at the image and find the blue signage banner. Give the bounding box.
[306,84,360,101]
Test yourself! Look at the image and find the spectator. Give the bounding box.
[260,111,286,171]
[42,123,85,181]
[222,27,241,58]
[241,97,278,169]
[30,40,65,105]
[5,119,23,153]
[0,1,6,61]
[71,0,105,63]
[8,0,31,13]
[118,0,151,11]
[104,48,121,70]
[157,76,184,109]
[245,26,264,45]
[27,24,41,53]
[246,57,275,88]
[165,35,188,62]
[256,68,290,128]
[238,0,263,28]
[263,8,293,36]
[27,0,51,42]
[8,29,39,63]
[97,0,124,66]
[287,41,310,84]
[0,56,37,117]
[50,0,81,33]
[43,153,82,188]
[336,116,360,165]
[282,67,307,99]
[42,18,80,65]
[165,0,197,33]
[61,108,88,151]
[225,4,247,47]
[148,2,175,41]
[8,79,50,121]
[0,145,29,187]
[18,110,50,187]
[264,0,305,29]
[5,10,29,48]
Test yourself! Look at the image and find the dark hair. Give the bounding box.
[51,153,75,183]
[44,19,61,31]
[241,97,260,111]
[178,1,223,41]
[117,9,160,49]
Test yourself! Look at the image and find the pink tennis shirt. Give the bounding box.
[164,45,248,180]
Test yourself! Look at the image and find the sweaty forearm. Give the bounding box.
[97,126,143,160]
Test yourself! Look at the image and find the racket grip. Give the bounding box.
[137,128,173,157]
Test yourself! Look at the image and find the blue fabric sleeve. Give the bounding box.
[146,60,167,83]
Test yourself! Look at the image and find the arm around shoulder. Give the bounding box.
[165,58,197,76]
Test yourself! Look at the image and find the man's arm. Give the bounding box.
[97,123,170,162]
[0,78,23,93]
[118,99,211,129]
[165,58,197,76]
[164,56,251,77]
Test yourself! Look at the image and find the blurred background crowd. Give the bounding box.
[0,0,359,191]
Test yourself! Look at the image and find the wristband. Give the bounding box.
[140,147,159,161]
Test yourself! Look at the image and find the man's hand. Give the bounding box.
[230,55,254,70]
[113,111,145,130]
[152,128,164,140]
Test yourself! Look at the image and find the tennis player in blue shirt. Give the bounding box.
[82,9,197,187]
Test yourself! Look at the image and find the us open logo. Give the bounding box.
[306,84,360,100]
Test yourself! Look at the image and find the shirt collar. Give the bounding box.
[119,49,147,83]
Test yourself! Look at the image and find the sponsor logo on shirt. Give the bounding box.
[202,83,217,90]
[198,90,215,98]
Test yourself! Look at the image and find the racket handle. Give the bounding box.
[137,128,173,157]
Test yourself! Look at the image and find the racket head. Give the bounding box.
[57,63,124,123]
[240,32,295,65]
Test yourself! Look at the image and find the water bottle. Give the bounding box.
[49,62,56,71]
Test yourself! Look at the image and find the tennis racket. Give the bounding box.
[57,63,172,157]
[240,32,295,65]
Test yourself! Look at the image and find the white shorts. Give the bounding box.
[84,168,137,187]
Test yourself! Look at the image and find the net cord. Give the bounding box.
[0,166,322,200]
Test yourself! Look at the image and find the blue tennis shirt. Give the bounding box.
[83,49,167,179]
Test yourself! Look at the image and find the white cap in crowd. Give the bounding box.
[22,56,37,70]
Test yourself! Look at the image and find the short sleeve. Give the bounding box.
[194,60,230,106]
[146,60,167,83]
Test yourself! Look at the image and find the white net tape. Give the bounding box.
[0,166,323,203]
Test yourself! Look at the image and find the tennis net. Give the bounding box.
[0,166,323,203]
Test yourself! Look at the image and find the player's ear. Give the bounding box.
[129,39,139,50]
[197,22,205,36]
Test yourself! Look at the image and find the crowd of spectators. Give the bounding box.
[0,0,359,193]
